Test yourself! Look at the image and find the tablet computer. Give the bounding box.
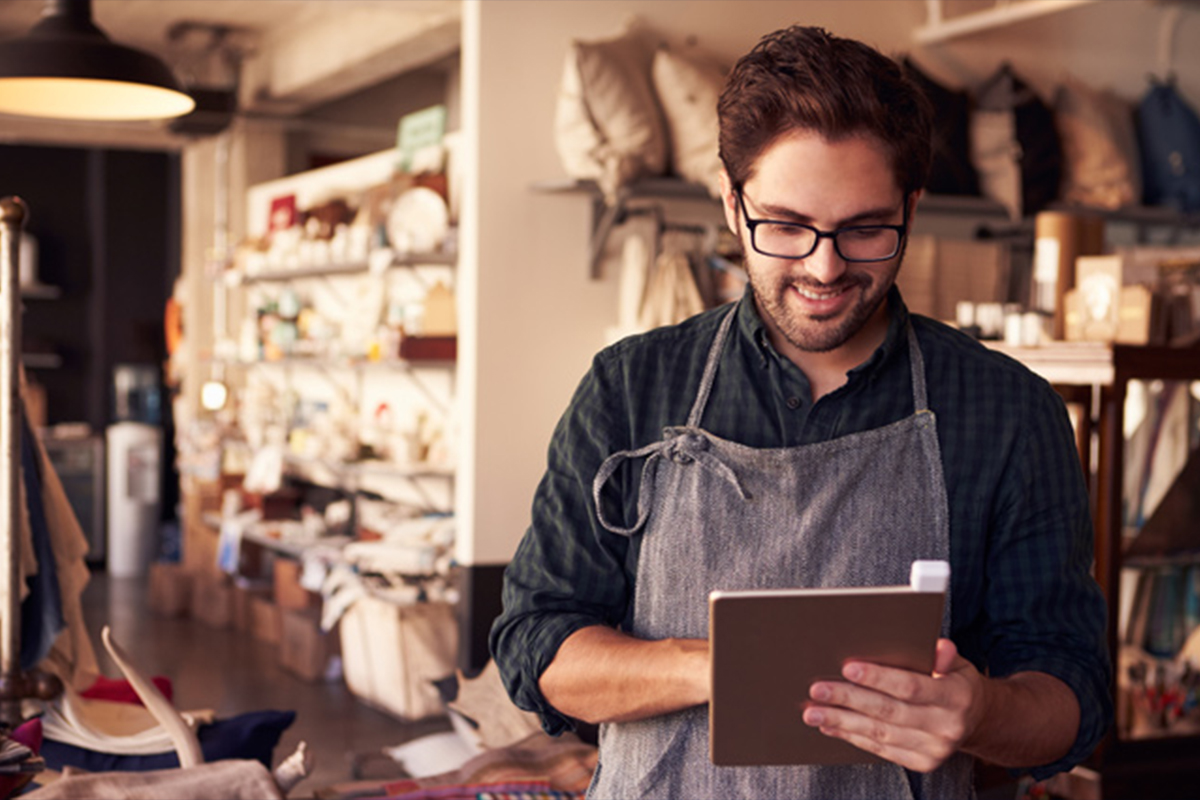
[708,562,947,766]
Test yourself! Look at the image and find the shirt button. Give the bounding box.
[786,396,801,410]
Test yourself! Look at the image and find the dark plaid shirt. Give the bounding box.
[490,286,1111,780]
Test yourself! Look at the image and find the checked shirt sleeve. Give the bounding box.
[489,352,638,735]
[983,378,1113,780]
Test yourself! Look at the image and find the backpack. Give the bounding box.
[1136,77,1200,211]
[971,63,1063,218]
[902,58,981,197]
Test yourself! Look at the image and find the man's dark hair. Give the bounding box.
[718,26,933,196]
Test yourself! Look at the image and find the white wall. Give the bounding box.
[459,0,929,565]
[456,0,1200,566]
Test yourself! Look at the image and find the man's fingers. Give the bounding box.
[816,723,951,773]
[839,661,941,706]
[802,704,955,773]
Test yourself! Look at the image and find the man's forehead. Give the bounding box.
[743,130,904,220]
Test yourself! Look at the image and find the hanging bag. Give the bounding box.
[1136,77,1200,212]
[971,63,1063,218]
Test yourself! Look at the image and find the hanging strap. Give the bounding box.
[906,323,930,413]
[686,303,739,428]
[593,431,751,537]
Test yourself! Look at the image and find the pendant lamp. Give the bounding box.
[0,0,195,120]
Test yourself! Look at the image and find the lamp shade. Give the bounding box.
[0,0,195,120]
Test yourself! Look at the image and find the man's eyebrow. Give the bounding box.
[750,198,902,227]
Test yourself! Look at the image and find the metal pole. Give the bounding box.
[0,197,26,727]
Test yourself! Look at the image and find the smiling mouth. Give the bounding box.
[794,284,847,301]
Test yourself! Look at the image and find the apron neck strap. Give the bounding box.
[686,304,739,428]
[906,322,930,413]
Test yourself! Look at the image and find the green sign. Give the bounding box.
[396,105,447,172]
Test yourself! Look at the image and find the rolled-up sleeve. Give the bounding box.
[489,353,637,735]
[984,380,1113,780]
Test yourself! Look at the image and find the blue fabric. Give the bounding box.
[1137,79,1200,211]
[39,709,296,772]
[20,410,65,671]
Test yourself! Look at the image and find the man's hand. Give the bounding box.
[801,638,988,772]
[802,638,1082,772]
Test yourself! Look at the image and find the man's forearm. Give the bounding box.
[964,671,1080,768]
[538,625,710,725]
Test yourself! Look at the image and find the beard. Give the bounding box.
[746,252,902,354]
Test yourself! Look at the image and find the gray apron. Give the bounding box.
[587,305,975,800]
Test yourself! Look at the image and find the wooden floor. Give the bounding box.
[79,570,451,798]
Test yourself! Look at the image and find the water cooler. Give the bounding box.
[106,365,162,578]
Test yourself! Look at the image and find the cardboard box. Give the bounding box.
[273,558,321,612]
[190,571,232,629]
[242,487,301,521]
[251,596,282,645]
[232,579,273,634]
[280,609,340,682]
[147,562,192,618]
[339,596,456,721]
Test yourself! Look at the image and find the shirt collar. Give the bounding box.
[736,283,911,381]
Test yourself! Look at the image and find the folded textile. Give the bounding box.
[313,734,596,800]
[39,690,210,755]
[385,779,568,800]
[0,738,33,765]
[41,709,296,773]
[81,675,173,705]
[0,718,45,799]
[21,758,283,800]
[383,733,596,797]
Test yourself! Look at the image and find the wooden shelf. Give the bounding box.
[214,356,454,371]
[984,341,1114,385]
[22,352,62,369]
[237,250,456,284]
[19,283,61,300]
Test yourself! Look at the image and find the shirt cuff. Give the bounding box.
[500,612,607,737]
[994,655,1113,781]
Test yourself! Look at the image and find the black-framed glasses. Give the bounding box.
[735,188,908,263]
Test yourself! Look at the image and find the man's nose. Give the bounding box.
[801,236,846,285]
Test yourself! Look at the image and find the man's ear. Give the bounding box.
[718,169,739,236]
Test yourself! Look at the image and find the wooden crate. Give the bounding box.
[147,562,192,618]
[190,571,232,629]
[339,596,456,721]
[273,558,320,612]
[279,609,339,682]
[250,596,282,645]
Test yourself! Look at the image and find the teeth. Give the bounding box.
[795,285,842,301]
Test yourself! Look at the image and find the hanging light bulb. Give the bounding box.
[0,0,195,121]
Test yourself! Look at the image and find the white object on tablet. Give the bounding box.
[708,560,949,766]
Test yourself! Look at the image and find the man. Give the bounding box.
[491,25,1111,799]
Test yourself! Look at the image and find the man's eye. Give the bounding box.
[762,223,808,238]
[843,227,886,241]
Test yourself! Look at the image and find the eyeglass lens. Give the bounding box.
[752,222,901,262]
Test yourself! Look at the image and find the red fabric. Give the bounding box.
[81,675,174,705]
[0,718,42,800]
[10,717,41,753]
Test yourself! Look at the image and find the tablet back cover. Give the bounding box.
[709,587,945,766]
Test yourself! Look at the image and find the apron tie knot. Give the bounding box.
[663,430,752,501]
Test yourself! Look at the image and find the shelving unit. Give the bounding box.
[539,176,1200,282]
[235,251,457,285]
[19,284,63,369]
[190,147,460,565]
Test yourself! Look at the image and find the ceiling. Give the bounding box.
[0,0,463,114]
